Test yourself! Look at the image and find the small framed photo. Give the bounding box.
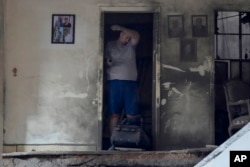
[180,38,197,62]
[192,15,208,37]
[51,14,75,44]
[168,15,184,38]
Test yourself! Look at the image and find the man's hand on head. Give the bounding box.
[111,25,123,31]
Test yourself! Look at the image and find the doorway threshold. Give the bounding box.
[3,147,215,167]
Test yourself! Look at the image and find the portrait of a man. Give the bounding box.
[192,15,208,37]
[168,15,184,38]
[180,38,197,62]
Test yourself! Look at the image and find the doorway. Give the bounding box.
[101,12,154,150]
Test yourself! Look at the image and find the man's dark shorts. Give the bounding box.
[107,80,139,115]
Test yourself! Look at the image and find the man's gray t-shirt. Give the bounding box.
[105,40,137,81]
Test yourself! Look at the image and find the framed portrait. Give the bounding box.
[51,14,75,44]
[180,38,197,62]
[192,15,208,37]
[168,15,184,38]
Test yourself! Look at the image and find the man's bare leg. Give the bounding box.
[109,114,120,135]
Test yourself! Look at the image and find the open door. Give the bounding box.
[102,12,154,150]
[98,6,160,151]
[98,7,160,150]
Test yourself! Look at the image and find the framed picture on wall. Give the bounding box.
[192,15,208,37]
[180,38,197,62]
[168,15,184,38]
[51,14,75,44]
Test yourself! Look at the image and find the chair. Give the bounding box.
[223,80,250,136]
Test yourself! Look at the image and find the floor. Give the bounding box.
[3,147,216,167]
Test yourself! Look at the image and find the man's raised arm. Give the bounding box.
[111,25,140,46]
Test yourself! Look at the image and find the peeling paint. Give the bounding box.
[162,82,172,89]
[189,56,212,76]
[162,82,184,98]
[161,98,167,105]
[162,64,185,72]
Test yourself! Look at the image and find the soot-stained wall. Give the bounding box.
[3,0,250,151]
[3,0,99,147]
[160,59,213,150]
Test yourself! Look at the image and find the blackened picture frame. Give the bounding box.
[168,15,184,38]
[192,15,208,37]
[180,38,197,62]
[51,14,75,44]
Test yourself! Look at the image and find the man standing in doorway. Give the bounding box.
[105,25,140,137]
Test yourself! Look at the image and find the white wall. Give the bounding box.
[4,0,100,146]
